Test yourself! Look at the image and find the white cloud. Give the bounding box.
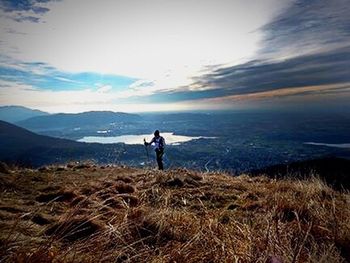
[0,0,290,92]
[0,80,109,106]
[96,84,112,93]
[0,80,194,112]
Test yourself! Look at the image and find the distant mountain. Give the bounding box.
[143,112,212,122]
[251,157,350,190]
[0,120,126,167]
[0,105,49,123]
[16,111,142,131]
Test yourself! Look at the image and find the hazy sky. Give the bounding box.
[0,0,349,112]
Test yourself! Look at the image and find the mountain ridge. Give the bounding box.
[0,120,127,167]
[0,105,49,123]
[16,110,141,130]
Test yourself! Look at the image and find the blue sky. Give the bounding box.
[0,60,136,91]
[0,0,349,112]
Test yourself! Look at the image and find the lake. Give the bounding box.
[304,142,350,149]
[78,132,215,145]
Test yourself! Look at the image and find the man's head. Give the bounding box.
[154,130,160,137]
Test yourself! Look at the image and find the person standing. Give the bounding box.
[144,130,165,170]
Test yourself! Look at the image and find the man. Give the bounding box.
[144,130,165,170]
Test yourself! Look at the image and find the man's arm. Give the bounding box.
[144,137,155,146]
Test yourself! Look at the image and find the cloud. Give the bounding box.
[0,0,288,82]
[0,0,51,13]
[96,85,112,93]
[205,83,350,102]
[177,83,350,111]
[1,0,349,112]
[0,0,56,23]
[129,44,349,104]
[0,80,192,113]
[0,80,132,113]
[259,0,350,59]
[187,46,350,99]
[0,56,136,91]
[13,15,40,23]
[171,0,350,103]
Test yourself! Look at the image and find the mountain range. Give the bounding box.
[1,118,350,190]
[0,105,49,123]
[16,111,141,131]
[0,120,129,167]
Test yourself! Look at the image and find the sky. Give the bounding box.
[0,0,349,113]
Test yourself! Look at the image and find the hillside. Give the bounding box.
[0,121,128,166]
[0,120,86,165]
[0,164,349,262]
[252,157,350,191]
[0,106,49,123]
[16,111,141,131]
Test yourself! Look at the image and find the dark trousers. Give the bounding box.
[155,148,164,170]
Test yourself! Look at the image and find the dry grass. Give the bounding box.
[0,165,349,262]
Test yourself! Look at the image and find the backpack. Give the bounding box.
[155,136,165,150]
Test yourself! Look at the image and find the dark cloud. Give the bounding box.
[0,0,57,23]
[31,6,50,14]
[179,46,350,101]
[13,15,40,23]
[0,0,50,13]
[260,0,350,56]
[162,0,350,103]
[138,45,350,104]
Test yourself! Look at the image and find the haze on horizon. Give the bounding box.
[0,0,349,113]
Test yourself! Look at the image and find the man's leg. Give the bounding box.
[156,149,164,170]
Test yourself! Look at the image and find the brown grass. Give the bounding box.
[45,217,103,242]
[36,190,77,203]
[0,166,349,262]
[0,162,11,174]
[114,182,136,194]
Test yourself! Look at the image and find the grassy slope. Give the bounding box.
[0,164,349,263]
